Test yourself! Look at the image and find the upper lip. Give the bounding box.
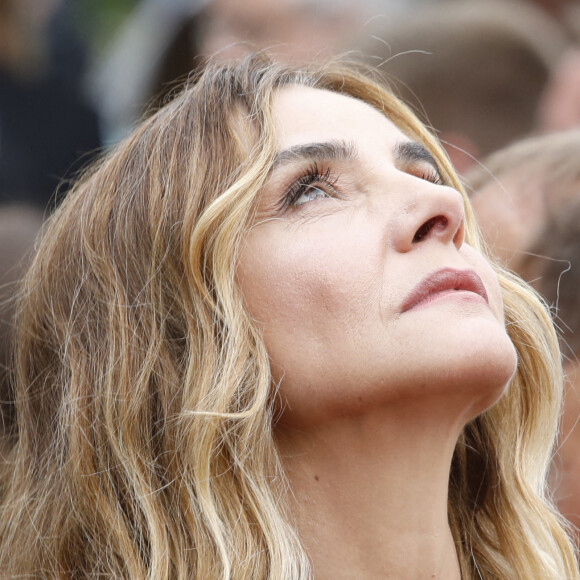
[401,267,489,312]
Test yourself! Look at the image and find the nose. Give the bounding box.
[388,184,465,253]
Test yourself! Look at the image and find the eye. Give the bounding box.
[292,184,331,206]
[284,164,338,208]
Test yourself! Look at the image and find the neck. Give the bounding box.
[276,402,466,580]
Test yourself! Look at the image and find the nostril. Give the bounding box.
[412,215,448,243]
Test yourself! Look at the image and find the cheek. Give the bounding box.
[239,233,369,325]
[236,223,381,373]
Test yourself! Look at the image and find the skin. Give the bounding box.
[237,86,518,579]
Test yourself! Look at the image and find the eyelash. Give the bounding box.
[282,162,445,209]
[416,168,444,186]
[283,163,339,208]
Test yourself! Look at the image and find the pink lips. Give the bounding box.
[401,268,489,313]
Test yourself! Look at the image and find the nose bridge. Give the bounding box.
[387,182,465,252]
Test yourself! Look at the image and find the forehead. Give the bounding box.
[271,86,408,151]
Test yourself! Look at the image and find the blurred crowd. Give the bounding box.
[2,0,580,551]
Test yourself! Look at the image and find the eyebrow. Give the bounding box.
[271,138,443,178]
[272,139,358,168]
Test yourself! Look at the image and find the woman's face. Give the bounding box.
[237,86,517,428]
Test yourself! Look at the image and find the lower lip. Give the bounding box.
[406,289,488,312]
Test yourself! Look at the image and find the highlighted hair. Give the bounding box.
[0,56,577,579]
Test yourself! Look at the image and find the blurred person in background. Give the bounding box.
[356,0,569,174]
[468,130,580,549]
[514,0,580,37]
[0,0,101,209]
[92,0,425,144]
[517,0,580,133]
[199,0,362,63]
[91,0,210,145]
[536,46,580,133]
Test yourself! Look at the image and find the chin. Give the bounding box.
[444,323,518,417]
[271,315,519,429]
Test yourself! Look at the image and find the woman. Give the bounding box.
[0,55,576,579]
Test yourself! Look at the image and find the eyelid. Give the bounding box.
[280,162,340,210]
[403,162,445,185]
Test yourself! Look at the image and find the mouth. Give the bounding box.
[401,268,489,313]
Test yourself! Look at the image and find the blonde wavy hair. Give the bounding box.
[0,55,577,579]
